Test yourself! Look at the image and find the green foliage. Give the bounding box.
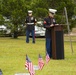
[74,7,76,15]
[70,19,76,29]
[0,0,76,36]
[0,14,5,25]
[0,0,27,38]
[55,14,66,24]
[35,8,48,18]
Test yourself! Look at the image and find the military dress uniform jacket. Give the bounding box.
[25,16,37,30]
[43,16,56,38]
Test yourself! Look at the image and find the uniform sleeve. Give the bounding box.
[43,18,51,28]
[43,18,47,28]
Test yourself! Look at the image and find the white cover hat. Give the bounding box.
[49,9,57,14]
[28,10,33,13]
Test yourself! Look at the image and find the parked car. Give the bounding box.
[0,25,7,30]
[0,25,11,36]
[30,26,45,37]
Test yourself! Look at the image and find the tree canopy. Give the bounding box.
[0,0,76,37]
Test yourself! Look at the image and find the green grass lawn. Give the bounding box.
[0,36,76,75]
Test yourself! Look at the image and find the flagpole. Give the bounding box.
[64,7,73,54]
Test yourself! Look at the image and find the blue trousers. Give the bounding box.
[26,30,35,43]
[46,38,52,58]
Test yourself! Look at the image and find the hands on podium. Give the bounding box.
[50,24,54,27]
[50,24,59,27]
[55,24,59,26]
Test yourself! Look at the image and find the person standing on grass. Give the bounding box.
[25,10,37,43]
[43,8,57,58]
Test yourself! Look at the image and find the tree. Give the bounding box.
[1,0,27,38]
[0,0,76,37]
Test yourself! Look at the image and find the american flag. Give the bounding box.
[38,54,44,70]
[25,55,35,75]
[46,53,50,64]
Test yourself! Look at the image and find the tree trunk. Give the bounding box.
[12,24,18,38]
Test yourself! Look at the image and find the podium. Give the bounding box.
[51,25,64,59]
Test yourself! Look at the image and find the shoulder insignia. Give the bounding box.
[44,21,46,24]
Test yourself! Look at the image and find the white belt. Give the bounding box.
[27,23,34,25]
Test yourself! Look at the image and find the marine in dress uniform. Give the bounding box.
[25,10,37,43]
[43,9,57,58]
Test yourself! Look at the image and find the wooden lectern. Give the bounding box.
[51,25,64,59]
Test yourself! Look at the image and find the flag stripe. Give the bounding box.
[46,54,50,64]
[38,55,44,70]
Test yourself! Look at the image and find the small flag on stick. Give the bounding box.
[46,53,50,64]
[25,55,35,75]
[38,54,44,70]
